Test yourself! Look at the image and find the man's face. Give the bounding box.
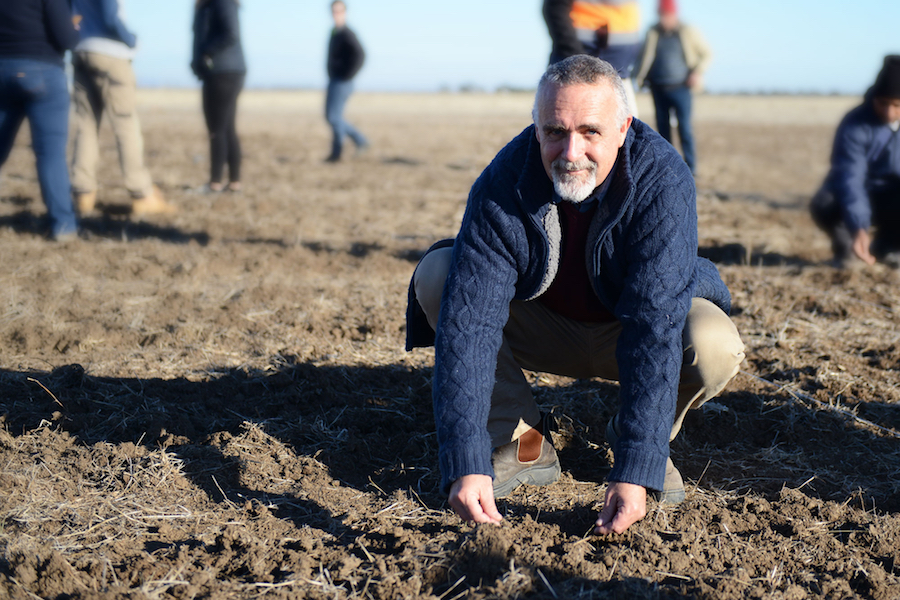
[659,12,679,31]
[332,2,347,27]
[873,96,900,125]
[535,82,632,203]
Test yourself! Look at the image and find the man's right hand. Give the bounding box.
[448,474,503,524]
[594,481,647,534]
[852,228,877,265]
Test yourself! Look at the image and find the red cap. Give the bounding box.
[659,0,677,14]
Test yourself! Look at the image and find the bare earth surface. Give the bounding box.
[1,90,899,599]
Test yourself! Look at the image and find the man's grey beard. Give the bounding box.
[550,158,598,203]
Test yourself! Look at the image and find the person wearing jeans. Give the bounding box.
[325,78,367,161]
[650,84,695,171]
[0,0,79,240]
[192,0,246,192]
[634,0,711,174]
[324,1,368,162]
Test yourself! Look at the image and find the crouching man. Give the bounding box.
[406,55,744,535]
[811,55,900,268]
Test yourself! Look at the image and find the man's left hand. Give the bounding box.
[594,481,647,534]
[448,474,503,525]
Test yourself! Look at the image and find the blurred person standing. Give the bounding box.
[634,0,712,175]
[542,0,641,116]
[70,0,176,215]
[0,0,80,240]
[192,0,246,193]
[324,0,368,163]
[811,55,900,268]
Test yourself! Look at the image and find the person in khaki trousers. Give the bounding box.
[70,0,175,215]
[405,55,744,536]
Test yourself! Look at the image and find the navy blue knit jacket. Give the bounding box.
[407,118,731,494]
[823,92,900,233]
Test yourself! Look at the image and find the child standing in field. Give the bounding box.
[192,0,246,193]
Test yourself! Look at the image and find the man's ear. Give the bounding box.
[534,121,544,144]
[618,116,633,147]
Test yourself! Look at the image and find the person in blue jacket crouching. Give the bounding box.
[811,55,900,268]
[406,55,745,535]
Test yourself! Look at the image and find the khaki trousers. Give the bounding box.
[414,246,745,448]
[71,52,152,198]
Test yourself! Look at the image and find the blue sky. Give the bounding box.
[129,0,899,94]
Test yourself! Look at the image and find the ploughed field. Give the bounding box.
[1,90,899,599]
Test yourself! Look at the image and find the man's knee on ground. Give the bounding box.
[413,247,452,330]
[684,298,745,389]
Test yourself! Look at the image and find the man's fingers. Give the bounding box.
[594,503,618,535]
[596,508,640,534]
[449,475,503,524]
[594,482,647,535]
[478,493,503,523]
[451,494,501,524]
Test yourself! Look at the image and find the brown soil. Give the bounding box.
[1,90,899,599]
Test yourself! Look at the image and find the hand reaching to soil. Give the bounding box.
[449,474,503,524]
[595,482,647,534]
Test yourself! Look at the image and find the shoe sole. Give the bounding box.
[650,487,686,505]
[493,462,561,498]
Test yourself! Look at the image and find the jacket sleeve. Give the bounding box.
[432,175,522,493]
[190,9,203,77]
[101,0,137,48]
[608,163,697,493]
[831,117,874,233]
[199,0,240,59]
[684,25,712,75]
[634,27,658,89]
[343,29,365,80]
[44,0,80,52]
[542,0,585,59]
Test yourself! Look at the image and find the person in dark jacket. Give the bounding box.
[811,55,900,268]
[0,0,79,240]
[70,0,176,215]
[192,0,246,193]
[542,0,642,116]
[406,55,744,534]
[324,0,368,162]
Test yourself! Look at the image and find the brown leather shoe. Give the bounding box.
[492,416,561,498]
[131,185,177,215]
[75,191,96,214]
[606,416,686,504]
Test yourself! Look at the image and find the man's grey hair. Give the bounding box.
[532,55,631,127]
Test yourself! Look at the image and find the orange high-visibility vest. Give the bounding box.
[571,0,641,47]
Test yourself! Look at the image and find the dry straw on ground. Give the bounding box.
[1,91,899,599]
